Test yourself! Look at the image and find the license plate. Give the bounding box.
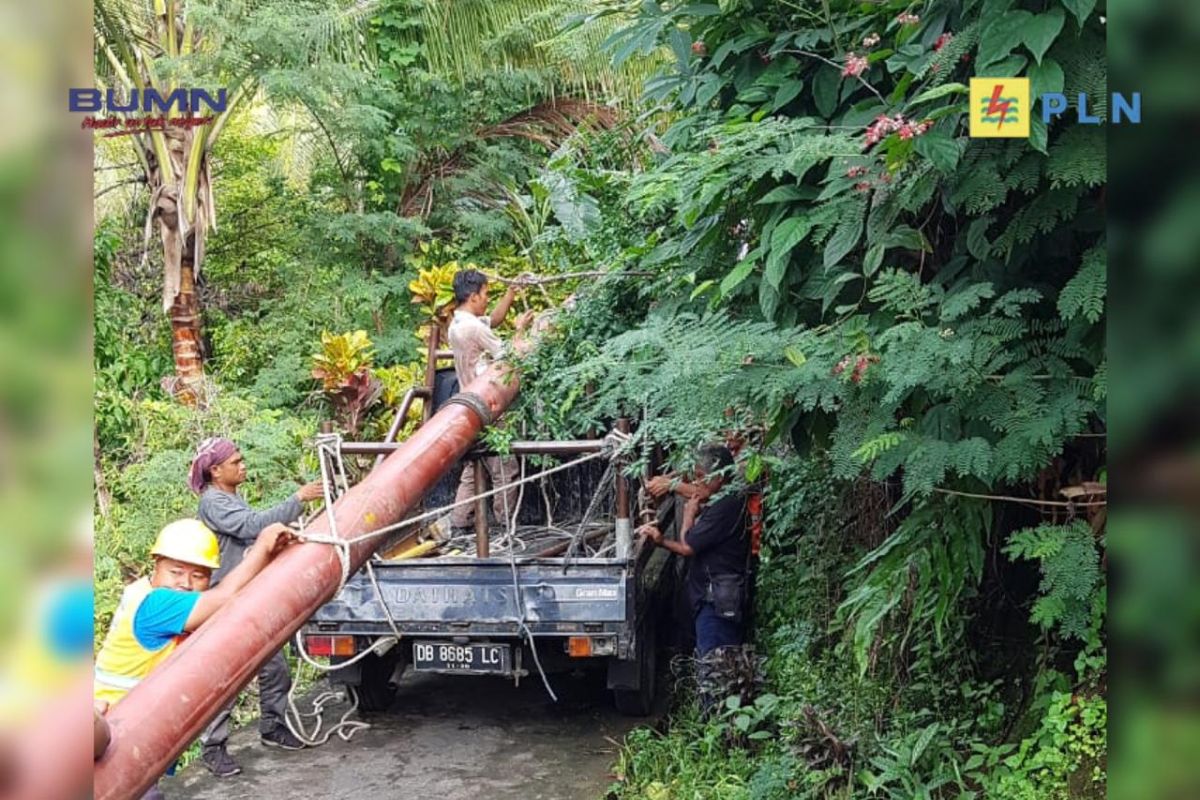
[412,641,511,675]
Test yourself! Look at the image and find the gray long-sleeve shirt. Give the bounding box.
[198,487,303,584]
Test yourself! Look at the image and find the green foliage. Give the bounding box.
[94,219,174,457]
[557,1,1109,797]
[859,722,965,799]
[515,0,1106,501]
[976,690,1107,799]
[839,498,989,674]
[90,0,1106,793]
[519,285,1098,500]
[1004,521,1102,640]
[1057,247,1106,324]
[613,711,760,799]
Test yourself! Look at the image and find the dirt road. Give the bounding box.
[171,668,647,800]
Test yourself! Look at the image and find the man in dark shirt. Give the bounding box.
[189,437,324,776]
[638,444,749,654]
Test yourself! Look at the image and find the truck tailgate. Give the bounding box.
[310,558,628,635]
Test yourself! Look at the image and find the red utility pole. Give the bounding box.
[93,366,521,800]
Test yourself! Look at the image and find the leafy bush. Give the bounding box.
[88,0,1107,792]
[1005,522,1103,641]
[94,393,318,635]
[311,330,383,435]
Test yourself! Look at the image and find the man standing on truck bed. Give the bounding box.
[637,444,750,655]
[447,268,534,534]
[189,437,324,777]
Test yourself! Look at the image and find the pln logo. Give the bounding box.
[970,78,1029,138]
[969,77,1142,139]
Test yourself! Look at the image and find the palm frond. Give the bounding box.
[416,0,651,102]
[398,97,619,218]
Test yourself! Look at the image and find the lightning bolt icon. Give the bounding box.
[987,84,1012,129]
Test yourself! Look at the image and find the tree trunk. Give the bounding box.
[169,254,204,404]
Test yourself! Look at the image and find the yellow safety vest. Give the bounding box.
[94,577,185,706]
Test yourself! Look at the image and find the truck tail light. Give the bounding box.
[567,636,593,657]
[305,634,356,657]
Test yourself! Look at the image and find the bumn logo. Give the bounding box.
[69,87,228,137]
[68,88,228,114]
[969,78,1030,138]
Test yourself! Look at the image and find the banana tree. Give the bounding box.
[93,0,375,403]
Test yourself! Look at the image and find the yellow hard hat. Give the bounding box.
[151,519,221,570]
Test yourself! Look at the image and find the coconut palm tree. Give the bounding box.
[92,0,376,402]
[382,0,657,223]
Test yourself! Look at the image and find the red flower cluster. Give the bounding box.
[842,52,869,77]
[898,119,932,139]
[692,40,707,57]
[864,114,932,146]
[833,354,881,383]
[846,165,868,178]
[933,32,954,51]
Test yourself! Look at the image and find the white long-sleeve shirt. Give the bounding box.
[447,309,506,388]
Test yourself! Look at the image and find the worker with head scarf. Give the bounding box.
[94,518,296,798]
[189,437,323,777]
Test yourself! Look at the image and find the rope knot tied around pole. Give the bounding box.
[285,431,404,746]
[602,427,633,456]
[300,432,353,593]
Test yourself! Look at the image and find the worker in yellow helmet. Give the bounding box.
[93,518,295,799]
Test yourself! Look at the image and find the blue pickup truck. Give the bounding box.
[302,369,680,715]
[303,526,675,715]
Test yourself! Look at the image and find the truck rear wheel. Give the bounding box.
[613,619,657,716]
[354,650,401,713]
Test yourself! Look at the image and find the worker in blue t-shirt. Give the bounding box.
[94,518,295,799]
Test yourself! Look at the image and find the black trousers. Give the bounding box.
[199,646,291,746]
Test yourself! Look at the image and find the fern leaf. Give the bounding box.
[1057,246,1106,323]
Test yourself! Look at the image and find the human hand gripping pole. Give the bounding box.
[636,522,664,546]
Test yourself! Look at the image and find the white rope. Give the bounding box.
[294,634,399,672]
[285,427,634,719]
[283,433,394,745]
[366,560,405,641]
[302,433,353,592]
[497,429,557,702]
[285,686,369,746]
[541,473,556,531]
[307,433,406,648]
[284,645,378,746]
[563,459,615,569]
[352,444,615,543]
[298,429,631,557]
